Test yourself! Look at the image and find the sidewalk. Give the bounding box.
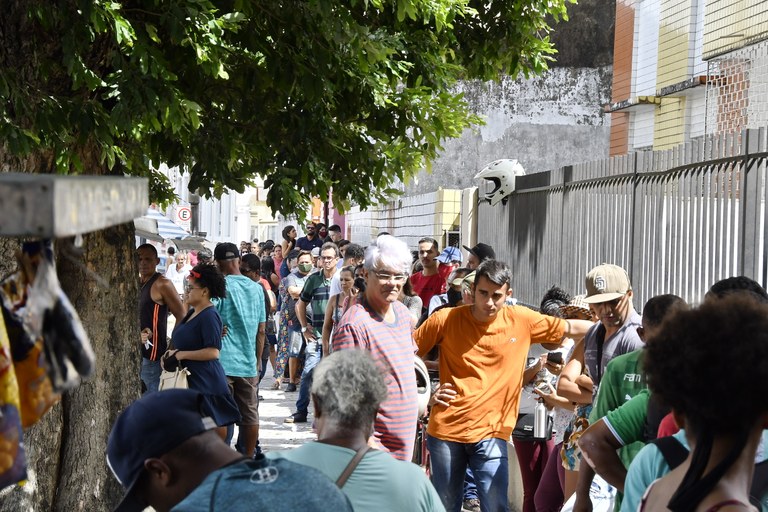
[256,373,317,453]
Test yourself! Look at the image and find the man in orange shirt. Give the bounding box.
[415,260,592,512]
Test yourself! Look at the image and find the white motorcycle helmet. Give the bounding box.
[414,356,431,418]
[474,159,526,206]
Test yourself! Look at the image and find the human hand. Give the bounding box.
[545,360,564,375]
[162,350,179,371]
[140,328,153,348]
[430,383,457,408]
[572,494,593,512]
[533,383,559,408]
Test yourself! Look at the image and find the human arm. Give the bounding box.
[157,277,186,321]
[622,440,672,512]
[429,382,457,408]
[533,383,572,411]
[266,289,277,314]
[557,340,593,403]
[533,312,591,350]
[286,274,304,299]
[578,419,627,491]
[296,298,314,341]
[523,355,546,385]
[572,460,596,512]
[404,295,422,329]
[256,321,266,375]
[173,347,220,362]
[413,309,444,358]
[564,319,593,341]
[321,295,338,357]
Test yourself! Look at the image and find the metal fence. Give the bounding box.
[346,189,464,249]
[479,127,768,308]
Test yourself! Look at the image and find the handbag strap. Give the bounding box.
[335,446,372,488]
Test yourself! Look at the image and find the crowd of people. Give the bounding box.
[122,224,768,512]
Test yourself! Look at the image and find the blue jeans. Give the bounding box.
[427,435,509,512]
[295,340,321,415]
[464,467,479,500]
[140,358,162,394]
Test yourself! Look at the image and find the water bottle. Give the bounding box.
[534,398,548,439]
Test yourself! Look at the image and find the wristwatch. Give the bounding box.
[301,326,307,333]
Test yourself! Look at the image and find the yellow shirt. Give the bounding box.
[415,304,566,443]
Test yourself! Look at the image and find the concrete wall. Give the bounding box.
[405,66,613,195]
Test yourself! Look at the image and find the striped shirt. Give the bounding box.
[332,299,418,461]
[300,271,334,338]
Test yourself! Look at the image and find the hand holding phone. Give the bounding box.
[546,351,563,364]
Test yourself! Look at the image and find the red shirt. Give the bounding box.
[410,264,452,308]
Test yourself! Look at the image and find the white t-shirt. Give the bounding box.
[165,263,191,294]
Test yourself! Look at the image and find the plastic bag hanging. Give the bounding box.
[0,311,27,489]
[0,244,60,428]
[25,242,95,392]
[0,283,60,428]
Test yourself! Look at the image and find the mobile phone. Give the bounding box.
[546,352,563,365]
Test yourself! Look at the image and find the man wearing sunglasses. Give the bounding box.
[296,222,324,251]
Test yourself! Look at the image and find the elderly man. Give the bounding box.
[269,350,444,511]
[107,389,353,512]
[332,235,418,461]
[415,260,593,512]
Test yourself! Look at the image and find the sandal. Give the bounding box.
[271,380,281,390]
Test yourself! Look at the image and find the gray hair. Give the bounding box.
[311,349,388,430]
[363,235,412,275]
[320,241,340,258]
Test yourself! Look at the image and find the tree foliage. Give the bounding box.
[1,0,572,215]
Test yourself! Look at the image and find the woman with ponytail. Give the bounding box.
[638,294,768,512]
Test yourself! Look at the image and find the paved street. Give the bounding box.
[255,373,317,453]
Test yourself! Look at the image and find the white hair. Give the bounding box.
[364,235,412,275]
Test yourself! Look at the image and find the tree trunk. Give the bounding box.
[0,224,141,512]
[0,158,142,510]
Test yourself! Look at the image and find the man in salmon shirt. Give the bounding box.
[415,259,593,512]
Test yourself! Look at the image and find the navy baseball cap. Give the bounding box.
[107,390,217,512]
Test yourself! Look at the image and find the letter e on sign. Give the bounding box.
[177,207,192,222]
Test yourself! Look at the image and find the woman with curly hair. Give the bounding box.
[162,264,240,432]
[638,294,768,511]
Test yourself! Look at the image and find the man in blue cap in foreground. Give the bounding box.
[107,389,352,511]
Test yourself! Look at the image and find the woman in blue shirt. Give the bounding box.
[163,264,240,435]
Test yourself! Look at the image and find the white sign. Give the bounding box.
[177,207,192,222]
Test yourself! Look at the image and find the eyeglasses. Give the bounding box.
[320,256,337,261]
[372,271,408,283]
